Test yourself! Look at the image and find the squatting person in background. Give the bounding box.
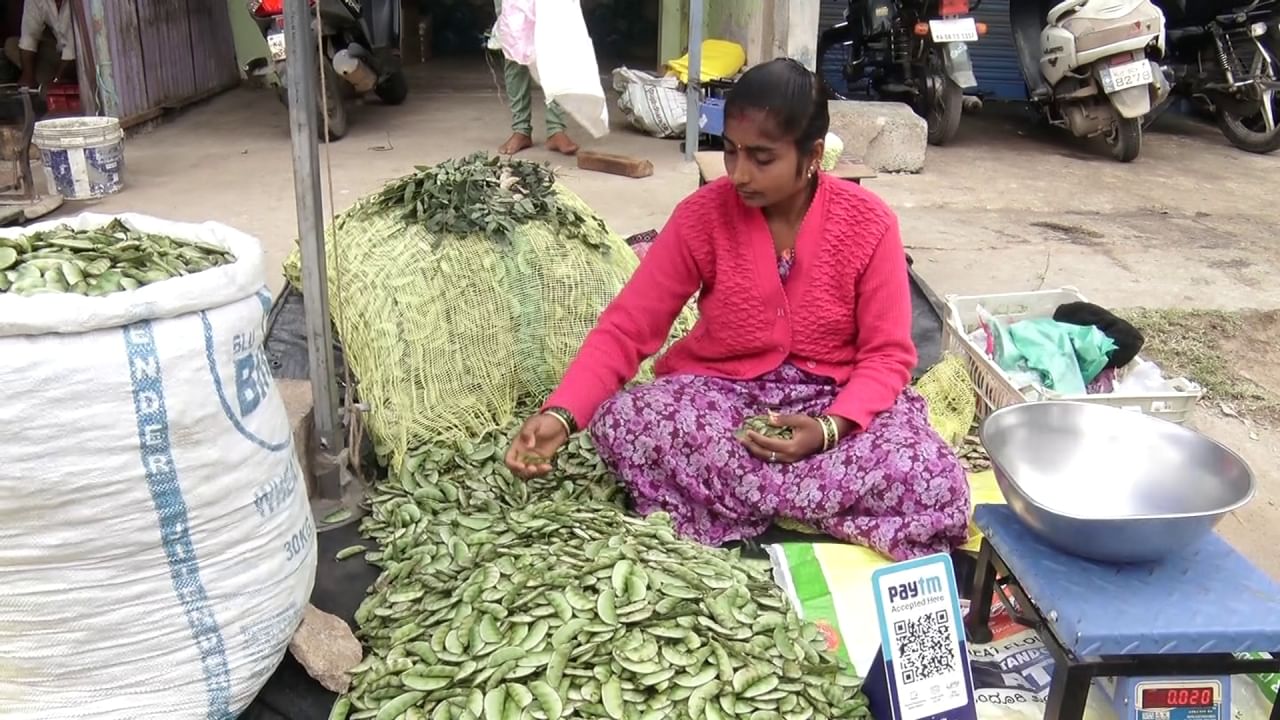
[504,58,969,560]
[4,0,75,89]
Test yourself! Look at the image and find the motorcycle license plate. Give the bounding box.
[928,18,979,43]
[267,30,287,62]
[1100,59,1153,92]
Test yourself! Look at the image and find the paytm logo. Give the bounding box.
[888,576,944,604]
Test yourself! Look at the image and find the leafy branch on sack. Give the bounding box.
[369,152,611,251]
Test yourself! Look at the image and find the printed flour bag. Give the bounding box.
[0,213,316,719]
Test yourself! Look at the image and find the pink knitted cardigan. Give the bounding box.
[546,173,916,431]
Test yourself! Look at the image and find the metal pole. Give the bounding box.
[683,0,704,161]
[284,0,343,501]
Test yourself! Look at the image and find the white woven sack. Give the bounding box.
[0,213,316,719]
[611,67,686,139]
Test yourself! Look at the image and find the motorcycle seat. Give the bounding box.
[1046,0,1089,24]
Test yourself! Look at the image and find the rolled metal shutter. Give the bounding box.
[818,0,851,95]
[969,0,1029,100]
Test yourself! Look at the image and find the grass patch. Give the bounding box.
[1120,308,1279,422]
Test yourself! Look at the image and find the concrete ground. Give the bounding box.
[64,61,1280,576]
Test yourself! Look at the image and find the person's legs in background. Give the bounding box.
[544,101,578,156]
[492,0,579,155]
[4,35,66,88]
[503,75,578,156]
[1,37,22,84]
[33,37,61,87]
[498,55,535,155]
[493,0,532,154]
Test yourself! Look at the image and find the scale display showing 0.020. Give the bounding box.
[1140,686,1216,708]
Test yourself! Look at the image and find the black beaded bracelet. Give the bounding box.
[543,407,578,435]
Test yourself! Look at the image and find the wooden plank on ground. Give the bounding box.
[828,160,878,183]
[577,151,654,179]
[693,151,725,185]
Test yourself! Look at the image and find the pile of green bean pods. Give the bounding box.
[331,413,870,720]
[734,415,795,442]
[0,220,235,296]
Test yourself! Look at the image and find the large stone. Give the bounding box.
[277,378,316,498]
[288,604,363,693]
[827,100,928,174]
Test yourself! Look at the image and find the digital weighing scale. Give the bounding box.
[1100,676,1230,719]
[964,504,1280,720]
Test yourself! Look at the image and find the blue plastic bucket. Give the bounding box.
[33,117,125,200]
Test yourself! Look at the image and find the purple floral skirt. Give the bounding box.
[590,365,970,560]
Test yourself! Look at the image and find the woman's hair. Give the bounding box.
[723,58,830,159]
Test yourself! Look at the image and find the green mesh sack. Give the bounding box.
[284,155,693,467]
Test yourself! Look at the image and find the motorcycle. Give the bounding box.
[1153,0,1280,153]
[1011,0,1171,161]
[818,0,988,145]
[246,0,409,141]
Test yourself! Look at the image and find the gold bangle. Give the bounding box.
[816,415,838,452]
[824,415,840,451]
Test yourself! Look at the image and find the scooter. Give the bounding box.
[1011,0,1171,161]
[1153,0,1279,154]
[819,0,988,145]
[245,0,408,141]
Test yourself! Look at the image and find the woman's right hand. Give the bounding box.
[504,414,570,479]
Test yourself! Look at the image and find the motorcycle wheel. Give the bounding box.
[1106,118,1142,162]
[920,50,963,146]
[375,70,409,106]
[318,60,348,141]
[1215,38,1280,155]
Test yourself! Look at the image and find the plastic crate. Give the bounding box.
[44,82,82,116]
[699,98,724,137]
[942,286,1202,424]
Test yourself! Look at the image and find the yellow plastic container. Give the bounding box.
[666,39,747,83]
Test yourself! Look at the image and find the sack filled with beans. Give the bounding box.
[0,213,315,719]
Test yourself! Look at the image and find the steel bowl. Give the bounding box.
[979,401,1255,563]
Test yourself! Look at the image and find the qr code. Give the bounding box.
[893,610,956,685]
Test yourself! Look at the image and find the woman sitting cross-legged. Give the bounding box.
[504,58,969,561]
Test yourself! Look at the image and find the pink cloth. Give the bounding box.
[1087,367,1117,394]
[496,0,536,65]
[546,174,916,432]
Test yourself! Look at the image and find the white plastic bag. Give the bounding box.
[1113,358,1170,393]
[0,213,316,719]
[495,0,536,65]
[529,0,609,138]
[612,66,687,138]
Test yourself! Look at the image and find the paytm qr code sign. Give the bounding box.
[871,554,977,720]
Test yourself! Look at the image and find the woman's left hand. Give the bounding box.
[741,415,825,464]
